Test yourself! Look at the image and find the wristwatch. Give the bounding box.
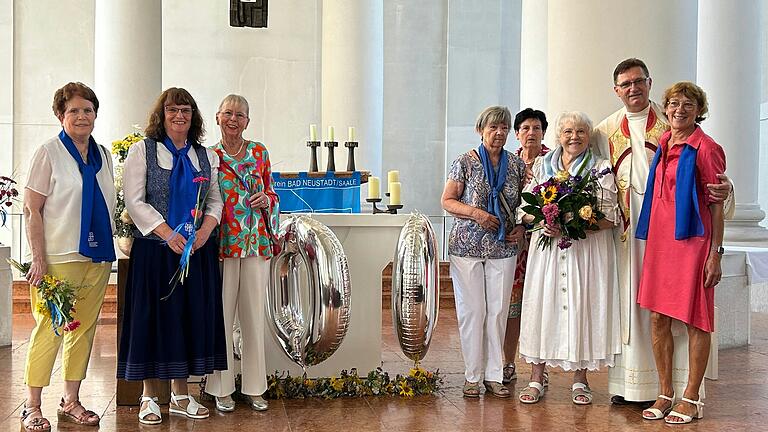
[712,245,725,255]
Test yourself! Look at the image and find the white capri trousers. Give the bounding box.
[205,256,269,397]
[450,254,517,383]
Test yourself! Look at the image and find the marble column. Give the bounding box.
[0,0,14,250]
[321,0,384,178]
[94,0,162,144]
[697,0,768,244]
[546,0,697,125]
[519,0,547,112]
[382,0,447,215]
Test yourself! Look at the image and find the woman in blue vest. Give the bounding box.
[118,88,227,425]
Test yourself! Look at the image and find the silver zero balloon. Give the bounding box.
[267,215,351,369]
[392,213,440,362]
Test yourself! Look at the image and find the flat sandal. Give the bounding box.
[57,398,100,426]
[20,405,51,432]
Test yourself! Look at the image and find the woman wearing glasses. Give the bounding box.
[636,82,725,425]
[118,88,227,425]
[204,94,279,412]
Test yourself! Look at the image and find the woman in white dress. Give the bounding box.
[518,111,621,405]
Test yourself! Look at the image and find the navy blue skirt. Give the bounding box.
[117,236,227,381]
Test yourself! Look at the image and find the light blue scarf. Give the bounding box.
[541,146,595,179]
[477,144,508,241]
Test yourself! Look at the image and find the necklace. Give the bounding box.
[222,138,245,157]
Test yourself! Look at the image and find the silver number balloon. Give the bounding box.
[392,212,440,362]
[267,215,351,369]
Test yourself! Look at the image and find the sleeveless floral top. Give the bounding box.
[214,140,280,258]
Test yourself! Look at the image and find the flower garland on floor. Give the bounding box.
[201,367,442,400]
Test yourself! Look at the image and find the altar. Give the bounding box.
[263,213,410,377]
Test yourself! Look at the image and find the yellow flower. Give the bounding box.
[578,205,593,221]
[399,382,415,397]
[330,377,344,391]
[541,186,558,204]
[554,170,570,182]
[35,300,49,317]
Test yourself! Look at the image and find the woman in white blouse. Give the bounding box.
[518,111,621,405]
[117,88,227,425]
[21,82,115,431]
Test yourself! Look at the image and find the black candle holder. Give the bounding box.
[344,141,358,171]
[387,204,403,214]
[307,141,321,172]
[325,141,338,172]
[366,198,396,214]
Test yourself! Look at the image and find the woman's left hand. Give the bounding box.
[505,226,526,246]
[704,253,722,287]
[192,226,212,252]
[249,191,270,209]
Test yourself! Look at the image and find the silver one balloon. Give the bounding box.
[267,215,352,369]
[392,212,440,362]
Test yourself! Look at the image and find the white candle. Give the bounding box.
[328,126,335,142]
[389,182,401,205]
[387,170,399,192]
[309,124,317,141]
[368,176,380,199]
[348,126,356,142]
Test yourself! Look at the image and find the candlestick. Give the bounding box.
[309,124,317,141]
[328,126,335,142]
[345,141,358,171]
[348,126,355,142]
[368,176,380,199]
[387,170,400,192]
[325,140,338,172]
[389,182,401,205]
[307,140,321,172]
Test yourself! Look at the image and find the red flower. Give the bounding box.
[64,320,81,332]
[193,176,209,183]
[190,209,200,218]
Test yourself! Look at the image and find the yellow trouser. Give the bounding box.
[24,261,111,387]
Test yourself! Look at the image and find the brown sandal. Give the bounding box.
[20,405,51,432]
[57,398,100,426]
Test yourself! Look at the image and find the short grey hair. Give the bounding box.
[555,111,593,138]
[475,106,512,132]
[217,94,250,117]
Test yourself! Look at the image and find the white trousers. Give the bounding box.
[205,256,268,397]
[450,254,516,383]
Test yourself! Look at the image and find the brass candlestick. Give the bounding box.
[325,141,338,172]
[345,141,358,171]
[307,140,321,172]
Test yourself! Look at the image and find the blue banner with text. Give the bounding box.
[272,172,361,213]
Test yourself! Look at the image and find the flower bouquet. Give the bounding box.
[112,130,144,240]
[162,176,211,300]
[0,175,19,227]
[521,166,613,250]
[7,259,80,335]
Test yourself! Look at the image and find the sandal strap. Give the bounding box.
[59,399,99,422]
[658,394,675,402]
[571,382,591,392]
[526,381,544,392]
[139,397,161,419]
[680,397,704,407]
[171,393,203,415]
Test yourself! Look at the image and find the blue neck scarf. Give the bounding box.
[542,146,595,179]
[161,136,197,237]
[635,140,703,240]
[58,129,115,262]
[477,144,508,241]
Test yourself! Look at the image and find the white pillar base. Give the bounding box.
[724,203,768,245]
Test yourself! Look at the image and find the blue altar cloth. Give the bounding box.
[272,172,361,213]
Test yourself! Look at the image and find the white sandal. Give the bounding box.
[665,397,704,424]
[643,393,675,420]
[138,396,162,425]
[519,381,546,404]
[571,382,593,405]
[169,393,209,419]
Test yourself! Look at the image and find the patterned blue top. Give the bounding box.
[447,150,525,259]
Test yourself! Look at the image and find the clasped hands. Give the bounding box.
[474,209,525,245]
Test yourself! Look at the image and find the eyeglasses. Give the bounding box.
[615,77,649,90]
[219,110,248,120]
[165,106,193,116]
[666,100,697,111]
[562,128,588,137]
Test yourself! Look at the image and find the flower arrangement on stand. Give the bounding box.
[7,259,80,335]
[112,129,144,255]
[0,175,19,227]
[521,166,613,250]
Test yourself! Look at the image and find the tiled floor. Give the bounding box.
[3,310,768,431]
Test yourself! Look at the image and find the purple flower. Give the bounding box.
[557,237,572,250]
[573,175,582,183]
[600,167,612,176]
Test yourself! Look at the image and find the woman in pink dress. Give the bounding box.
[635,81,725,425]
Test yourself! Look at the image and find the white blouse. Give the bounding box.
[26,136,116,264]
[123,139,223,236]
